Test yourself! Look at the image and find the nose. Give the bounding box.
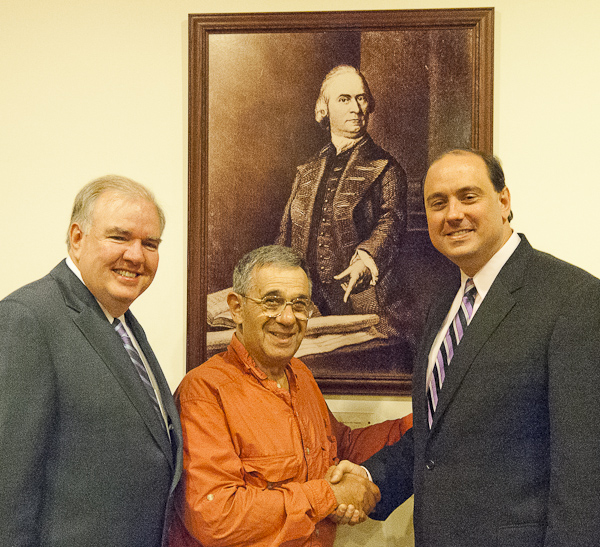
[348,97,360,112]
[122,240,145,263]
[446,199,465,221]
[275,303,297,325]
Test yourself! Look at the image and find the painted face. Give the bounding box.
[326,71,370,139]
[69,191,162,317]
[424,152,512,276]
[232,265,310,372]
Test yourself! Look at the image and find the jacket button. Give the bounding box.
[425,460,435,470]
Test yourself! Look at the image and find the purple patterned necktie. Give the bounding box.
[114,319,163,424]
[427,278,477,428]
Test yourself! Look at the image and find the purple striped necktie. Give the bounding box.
[114,319,164,424]
[427,278,478,428]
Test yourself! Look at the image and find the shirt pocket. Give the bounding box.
[240,453,302,489]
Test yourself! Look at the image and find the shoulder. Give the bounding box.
[354,136,407,180]
[289,357,316,379]
[357,135,398,163]
[527,246,600,291]
[289,357,326,394]
[1,268,63,317]
[509,242,600,317]
[0,271,66,365]
[176,351,246,403]
[295,143,332,172]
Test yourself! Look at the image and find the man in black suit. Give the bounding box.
[333,149,600,546]
[277,65,407,336]
[0,175,183,546]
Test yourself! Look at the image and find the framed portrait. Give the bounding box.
[187,8,494,395]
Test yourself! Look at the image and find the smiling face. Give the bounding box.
[68,191,162,317]
[424,151,512,276]
[228,264,310,374]
[326,71,370,139]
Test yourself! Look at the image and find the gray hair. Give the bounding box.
[66,175,165,249]
[314,65,375,127]
[233,245,312,296]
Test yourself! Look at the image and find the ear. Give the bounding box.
[68,223,85,260]
[499,186,512,221]
[227,292,244,326]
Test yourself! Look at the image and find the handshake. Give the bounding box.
[325,461,381,526]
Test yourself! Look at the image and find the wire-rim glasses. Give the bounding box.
[241,294,314,320]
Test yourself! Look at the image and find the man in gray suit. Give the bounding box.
[277,65,407,337]
[334,150,600,546]
[0,175,183,546]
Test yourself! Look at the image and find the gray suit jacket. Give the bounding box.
[366,236,600,546]
[0,260,183,547]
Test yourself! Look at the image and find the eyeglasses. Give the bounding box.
[242,294,314,320]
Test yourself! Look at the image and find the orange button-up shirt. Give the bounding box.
[168,335,412,547]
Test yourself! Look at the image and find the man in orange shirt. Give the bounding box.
[168,245,411,547]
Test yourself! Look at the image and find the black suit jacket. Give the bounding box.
[366,236,600,547]
[0,261,183,547]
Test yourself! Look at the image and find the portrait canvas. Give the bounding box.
[188,8,494,395]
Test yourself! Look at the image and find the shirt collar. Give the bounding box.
[229,333,297,388]
[230,333,267,379]
[65,256,122,324]
[330,133,366,155]
[462,230,521,299]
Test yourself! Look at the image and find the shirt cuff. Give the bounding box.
[304,479,338,520]
[361,465,373,482]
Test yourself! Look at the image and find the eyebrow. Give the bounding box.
[336,93,367,99]
[457,185,483,194]
[425,192,447,205]
[107,227,162,244]
[426,185,483,203]
[261,289,310,300]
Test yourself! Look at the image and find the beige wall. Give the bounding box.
[2,1,599,545]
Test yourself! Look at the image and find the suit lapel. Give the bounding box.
[332,136,389,253]
[334,136,388,220]
[291,151,329,254]
[427,238,531,433]
[126,311,179,470]
[53,261,174,468]
[413,284,458,431]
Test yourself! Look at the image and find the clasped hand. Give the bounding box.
[325,460,380,526]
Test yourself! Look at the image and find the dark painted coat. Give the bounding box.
[277,135,407,327]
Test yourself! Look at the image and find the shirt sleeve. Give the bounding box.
[330,409,413,464]
[177,381,338,547]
